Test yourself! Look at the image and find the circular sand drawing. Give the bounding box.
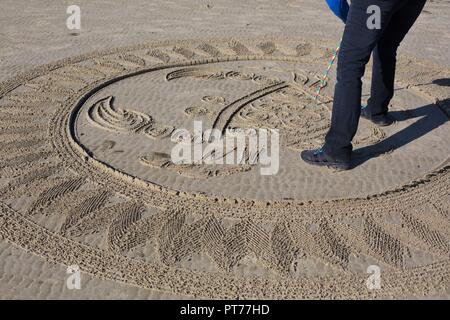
[0,38,449,298]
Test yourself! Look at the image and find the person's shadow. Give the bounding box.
[351,97,450,168]
[432,78,450,87]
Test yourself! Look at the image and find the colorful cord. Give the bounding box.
[314,41,341,101]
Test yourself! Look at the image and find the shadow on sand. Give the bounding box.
[351,98,450,168]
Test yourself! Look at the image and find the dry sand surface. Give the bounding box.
[0,0,449,299]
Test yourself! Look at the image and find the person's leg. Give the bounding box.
[322,0,404,160]
[367,0,427,118]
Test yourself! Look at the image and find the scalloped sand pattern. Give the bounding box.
[0,36,449,300]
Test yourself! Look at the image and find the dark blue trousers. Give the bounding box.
[323,0,427,161]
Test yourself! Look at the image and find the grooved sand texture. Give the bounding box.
[1,1,450,300]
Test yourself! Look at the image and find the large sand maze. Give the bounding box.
[0,37,449,299]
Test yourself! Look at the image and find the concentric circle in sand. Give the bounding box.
[0,38,449,299]
[74,58,449,200]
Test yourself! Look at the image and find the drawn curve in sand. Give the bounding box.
[87,96,174,139]
[78,61,390,186]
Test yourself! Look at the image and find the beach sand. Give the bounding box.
[0,0,449,299]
